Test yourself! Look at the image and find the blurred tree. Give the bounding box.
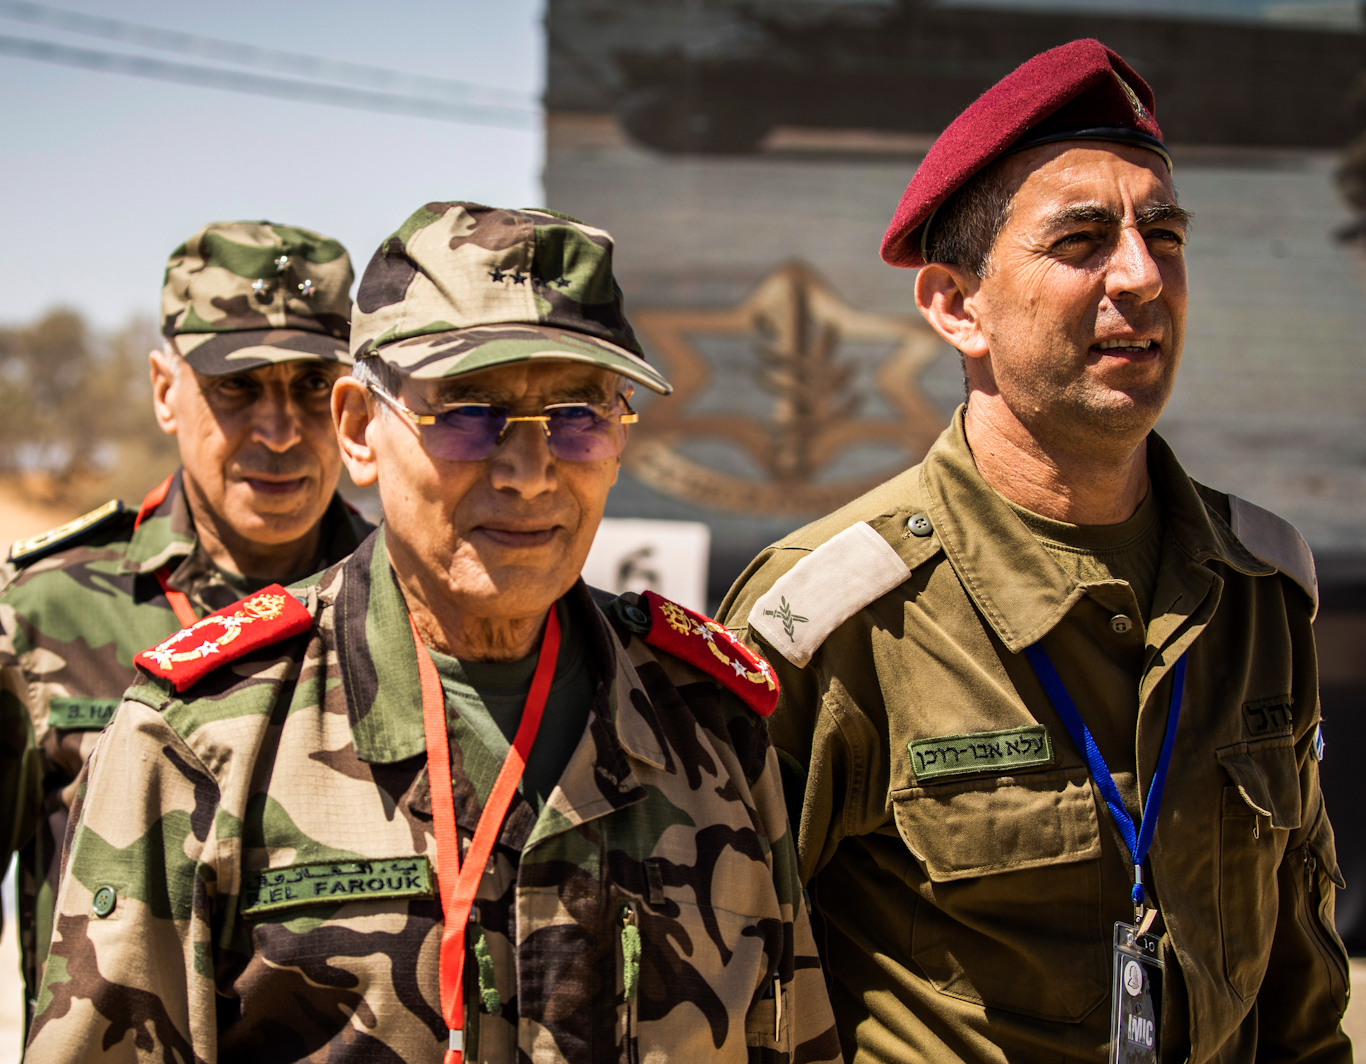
[0,309,179,513]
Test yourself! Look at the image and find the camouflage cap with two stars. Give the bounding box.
[349,202,672,394]
[162,221,354,375]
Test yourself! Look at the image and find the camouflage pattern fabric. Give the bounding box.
[351,202,671,394]
[0,470,372,1022]
[163,220,354,375]
[27,528,841,1063]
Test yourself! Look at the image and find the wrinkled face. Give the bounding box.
[350,361,624,623]
[156,354,345,545]
[972,142,1189,444]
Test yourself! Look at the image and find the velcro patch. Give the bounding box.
[242,856,434,918]
[1244,696,1293,738]
[749,521,911,668]
[136,585,312,693]
[909,726,1053,783]
[47,697,120,732]
[641,590,779,716]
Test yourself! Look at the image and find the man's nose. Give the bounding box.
[1105,225,1164,304]
[487,419,556,497]
[251,383,305,452]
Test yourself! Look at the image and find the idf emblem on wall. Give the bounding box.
[625,261,945,515]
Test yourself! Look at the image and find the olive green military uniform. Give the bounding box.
[0,471,372,1014]
[719,409,1350,1064]
[26,529,840,1063]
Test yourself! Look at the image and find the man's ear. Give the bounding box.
[149,348,179,436]
[333,376,379,488]
[914,263,990,361]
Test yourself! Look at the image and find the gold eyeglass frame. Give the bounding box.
[367,382,638,442]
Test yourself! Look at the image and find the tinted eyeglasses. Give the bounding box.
[369,383,639,462]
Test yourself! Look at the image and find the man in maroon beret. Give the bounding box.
[720,38,1349,1064]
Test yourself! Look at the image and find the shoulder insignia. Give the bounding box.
[749,520,910,668]
[1228,495,1318,618]
[640,590,779,716]
[136,584,313,693]
[8,499,126,566]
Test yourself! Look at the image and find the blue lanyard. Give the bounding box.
[1023,644,1187,909]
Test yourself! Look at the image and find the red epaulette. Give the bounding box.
[136,584,313,694]
[639,590,779,716]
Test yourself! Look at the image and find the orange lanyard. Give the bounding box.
[153,566,198,629]
[411,605,561,1063]
[135,478,198,629]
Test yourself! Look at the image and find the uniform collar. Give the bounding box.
[120,468,370,582]
[120,469,196,575]
[921,406,1273,654]
[333,525,665,776]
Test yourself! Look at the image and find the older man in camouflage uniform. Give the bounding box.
[27,203,841,1064]
[0,221,373,1021]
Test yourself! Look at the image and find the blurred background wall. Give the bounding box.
[539,0,1366,945]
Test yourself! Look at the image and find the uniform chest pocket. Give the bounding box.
[893,767,1108,1022]
[1216,735,1302,1000]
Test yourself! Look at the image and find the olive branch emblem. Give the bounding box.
[763,596,809,641]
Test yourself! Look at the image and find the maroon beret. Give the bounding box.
[881,39,1168,269]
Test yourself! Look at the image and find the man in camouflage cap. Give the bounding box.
[28,203,841,1063]
[0,220,373,1024]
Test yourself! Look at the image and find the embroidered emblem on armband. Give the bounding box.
[640,590,779,716]
[136,584,312,692]
[749,521,911,667]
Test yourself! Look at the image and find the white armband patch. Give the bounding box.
[748,521,911,667]
[1228,494,1318,618]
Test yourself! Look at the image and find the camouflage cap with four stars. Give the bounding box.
[162,221,354,375]
[350,202,672,394]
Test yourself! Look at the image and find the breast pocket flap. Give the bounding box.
[1216,737,1301,830]
[893,768,1101,882]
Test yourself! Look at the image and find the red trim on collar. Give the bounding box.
[136,584,311,693]
[640,590,778,716]
[134,475,175,530]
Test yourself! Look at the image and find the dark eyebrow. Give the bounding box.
[1135,203,1192,228]
[1045,204,1120,230]
[1044,203,1191,232]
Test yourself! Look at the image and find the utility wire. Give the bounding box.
[0,35,539,128]
[0,0,537,110]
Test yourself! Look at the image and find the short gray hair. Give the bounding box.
[922,157,1016,279]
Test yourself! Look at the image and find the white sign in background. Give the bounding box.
[582,518,711,614]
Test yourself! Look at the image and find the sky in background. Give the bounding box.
[0,0,545,329]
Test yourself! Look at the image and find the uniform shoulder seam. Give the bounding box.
[1226,494,1318,617]
[748,520,918,668]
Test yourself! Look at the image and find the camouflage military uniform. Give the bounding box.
[718,410,1350,1063]
[0,472,371,1012]
[0,219,364,1022]
[26,528,841,1063]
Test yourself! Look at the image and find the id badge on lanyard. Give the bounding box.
[1110,919,1163,1064]
[1024,644,1187,1064]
